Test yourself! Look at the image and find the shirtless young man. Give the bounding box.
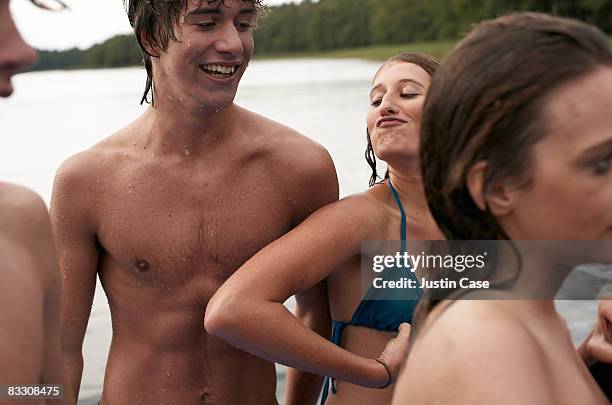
[50,0,338,404]
[1,1,72,404]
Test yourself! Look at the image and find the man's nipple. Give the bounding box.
[135,259,150,272]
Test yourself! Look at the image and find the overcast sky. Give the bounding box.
[12,0,298,51]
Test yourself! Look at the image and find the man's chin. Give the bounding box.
[196,99,235,113]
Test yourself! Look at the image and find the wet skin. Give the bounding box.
[52,110,337,405]
[51,1,338,404]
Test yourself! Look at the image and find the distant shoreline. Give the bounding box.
[29,40,455,73]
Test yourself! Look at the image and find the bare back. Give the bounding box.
[0,183,72,405]
[52,107,338,405]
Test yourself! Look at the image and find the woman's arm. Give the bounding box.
[205,195,409,388]
[284,282,331,405]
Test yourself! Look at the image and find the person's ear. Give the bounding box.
[466,161,515,216]
[139,31,160,58]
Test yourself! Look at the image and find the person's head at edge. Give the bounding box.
[124,0,266,109]
[365,52,439,187]
[414,12,612,327]
[0,0,64,98]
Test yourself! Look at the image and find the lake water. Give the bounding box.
[0,59,598,403]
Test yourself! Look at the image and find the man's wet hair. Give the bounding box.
[123,0,267,106]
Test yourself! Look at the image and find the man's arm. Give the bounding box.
[50,156,100,401]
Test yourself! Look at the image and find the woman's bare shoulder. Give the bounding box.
[395,300,552,405]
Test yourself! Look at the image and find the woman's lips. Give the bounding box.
[376,117,407,128]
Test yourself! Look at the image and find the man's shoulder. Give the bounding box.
[239,107,336,177]
[54,130,130,189]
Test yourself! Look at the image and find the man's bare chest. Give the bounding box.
[94,172,293,285]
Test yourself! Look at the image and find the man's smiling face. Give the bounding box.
[153,0,256,111]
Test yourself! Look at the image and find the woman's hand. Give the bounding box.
[376,323,412,386]
[578,299,612,365]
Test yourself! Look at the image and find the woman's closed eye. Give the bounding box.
[593,153,612,175]
[400,92,420,99]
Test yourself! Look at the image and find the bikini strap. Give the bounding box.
[387,179,407,251]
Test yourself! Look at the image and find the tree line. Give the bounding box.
[31,0,612,71]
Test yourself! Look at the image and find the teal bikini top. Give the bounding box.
[320,179,423,404]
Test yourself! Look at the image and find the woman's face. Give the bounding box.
[366,61,431,165]
[499,66,612,242]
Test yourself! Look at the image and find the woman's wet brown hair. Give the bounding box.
[365,52,439,187]
[422,13,612,241]
[413,12,612,333]
[123,0,266,105]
